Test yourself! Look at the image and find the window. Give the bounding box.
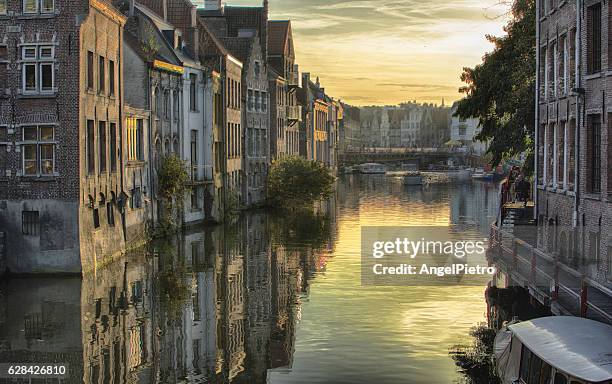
[93,208,100,229]
[98,121,106,173]
[126,117,143,161]
[87,51,94,90]
[255,91,261,111]
[22,211,39,235]
[0,143,6,173]
[164,91,169,119]
[130,188,142,209]
[98,55,105,94]
[108,60,115,96]
[22,125,55,175]
[248,89,254,111]
[554,372,568,384]
[41,0,53,13]
[23,0,37,13]
[106,202,114,226]
[542,46,548,99]
[190,73,197,111]
[458,124,467,136]
[587,115,601,192]
[109,123,116,172]
[136,119,143,160]
[173,93,179,121]
[23,0,53,13]
[0,0,7,14]
[553,41,558,97]
[587,3,602,74]
[254,61,261,75]
[21,45,55,94]
[262,92,267,112]
[87,120,95,174]
[561,35,568,94]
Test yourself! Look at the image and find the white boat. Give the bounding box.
[357,163,387,174]
[494,316,612,384]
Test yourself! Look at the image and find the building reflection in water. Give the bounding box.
[0,196,337,384]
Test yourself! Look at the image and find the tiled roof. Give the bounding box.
[225,6,263,37]
[199,16,228,38]
[267,20,289,55]
[219,37,253,64]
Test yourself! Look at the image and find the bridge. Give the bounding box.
[338,148,484,168]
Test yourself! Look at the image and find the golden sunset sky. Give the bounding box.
[228,0,509,106]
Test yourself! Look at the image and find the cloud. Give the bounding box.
[378,83,459,91]
[226,0,510,105]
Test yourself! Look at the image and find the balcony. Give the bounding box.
[287,105,302,123]
[189,165,213,185]
[288,64,300,89]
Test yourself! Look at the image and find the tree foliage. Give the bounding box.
[267,156,335,209]
[455,0,535,171]
[156,154,191,235]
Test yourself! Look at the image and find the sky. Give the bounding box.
[226,0,510,106]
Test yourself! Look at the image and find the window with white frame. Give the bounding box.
[23,0,54,13]
[21,125,55,176]
[21,45,55,94]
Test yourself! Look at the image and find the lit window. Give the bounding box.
[0,0,7,15]
[41,0,53,12]
[23,0,37,13]
[21,125,55,176]
[23,0,54,13]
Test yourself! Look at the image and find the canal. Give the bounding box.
[0,175,500,383]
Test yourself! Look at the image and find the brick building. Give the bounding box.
[197,11,244,206]
[221,36,269,206]
[535,0,611,292]
[198,0,270,207]
[267,20,300,160]
[0,0,127,273]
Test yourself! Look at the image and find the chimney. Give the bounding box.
[262,0,269,59]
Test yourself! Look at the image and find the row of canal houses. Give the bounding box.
[0,0,343,274]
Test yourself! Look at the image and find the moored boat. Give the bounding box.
[494,316,612,384]
[402,173,423,186]
[357,163,387,174]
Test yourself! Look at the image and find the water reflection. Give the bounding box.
[0,176,500,383]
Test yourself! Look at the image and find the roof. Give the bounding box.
[219,37,253,63]
[508,316,612,382]
[267,20,290,56]
[225,5,264,37]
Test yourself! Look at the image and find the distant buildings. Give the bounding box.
[349,102,453,150]
[450,101,487,155]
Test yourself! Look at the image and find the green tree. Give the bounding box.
[455,0,535,172]
[156,154,191,235]
[267,156,335,210]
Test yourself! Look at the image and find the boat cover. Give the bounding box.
[494,327,521,384]
[507,316,612,382]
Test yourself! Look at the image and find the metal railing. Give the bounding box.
[489,224,612,324]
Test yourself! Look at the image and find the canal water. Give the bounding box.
[0,175,500,384]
